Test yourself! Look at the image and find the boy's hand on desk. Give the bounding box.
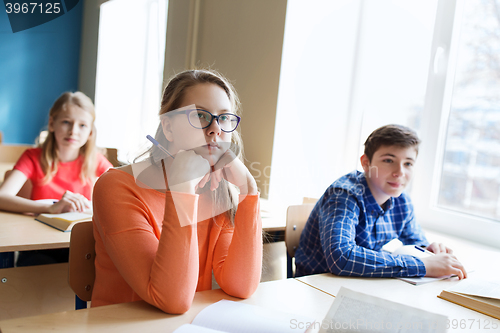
[421,253,467,280]
[426,242,453,254]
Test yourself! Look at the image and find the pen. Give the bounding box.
[415,245,434,256]
[146,135,175,159]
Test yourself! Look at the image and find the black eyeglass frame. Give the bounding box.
[167,108,241,133]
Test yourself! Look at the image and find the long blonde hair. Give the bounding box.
[39,91,98,184]
[151,69,244,224]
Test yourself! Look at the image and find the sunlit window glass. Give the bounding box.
[94,0,168,162]
[438,0,500,221]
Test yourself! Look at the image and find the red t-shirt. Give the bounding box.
[13,148,112,200]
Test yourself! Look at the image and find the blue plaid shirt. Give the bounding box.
[295,171,429,278]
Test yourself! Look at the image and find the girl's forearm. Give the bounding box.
[0,194,51,214]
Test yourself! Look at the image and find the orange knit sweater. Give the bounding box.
[91,168,262,314]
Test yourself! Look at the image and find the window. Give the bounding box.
[412,0,500,248]
[269,0,437,207]
[271,0,500,248]
[437,0,500,221]
[94,0,168,162]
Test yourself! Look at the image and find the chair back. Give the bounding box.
[103,147,122,167]
[1,144,33,196]
[0,144,32,163]
[68,221,95,307]
[302,197,318,204]
[285,204,315,278]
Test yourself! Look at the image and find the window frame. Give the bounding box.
[411,0,500,249]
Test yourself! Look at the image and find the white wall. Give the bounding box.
[163,0,287,198]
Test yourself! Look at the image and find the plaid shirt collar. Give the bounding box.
[359,172,394,217]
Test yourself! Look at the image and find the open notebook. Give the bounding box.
[389,245,457,285]
[35,211,92,232]
[319,287,447,332]
[174,288,447,333]
[173,300,317,333]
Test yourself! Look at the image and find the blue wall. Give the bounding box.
[0,2,83,144]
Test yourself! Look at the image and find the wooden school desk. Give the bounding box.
[0,201,283,253]
[0,277,334,333]
[0,207,281,253]
[260,198,287,233]
[0,208,282,320]
[296,229,500,332]
[0,211,70,252]
[261,214,286,233]
[0,211,75,320]
[297,273,500,332]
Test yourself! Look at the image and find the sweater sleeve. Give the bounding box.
[212,194,262,298]
[93,171,201,314]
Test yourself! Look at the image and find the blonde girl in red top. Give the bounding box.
[91,69,262,314]
[0,91,112,214]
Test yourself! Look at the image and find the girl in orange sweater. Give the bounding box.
[91,69,262,314]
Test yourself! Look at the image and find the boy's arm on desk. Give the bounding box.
[422,228,500,275]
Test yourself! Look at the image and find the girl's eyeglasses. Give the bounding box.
[168,108,241,133]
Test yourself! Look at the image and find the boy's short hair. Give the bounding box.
[364,124,421,162]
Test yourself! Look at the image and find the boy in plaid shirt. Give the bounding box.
[295,125,467,279]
